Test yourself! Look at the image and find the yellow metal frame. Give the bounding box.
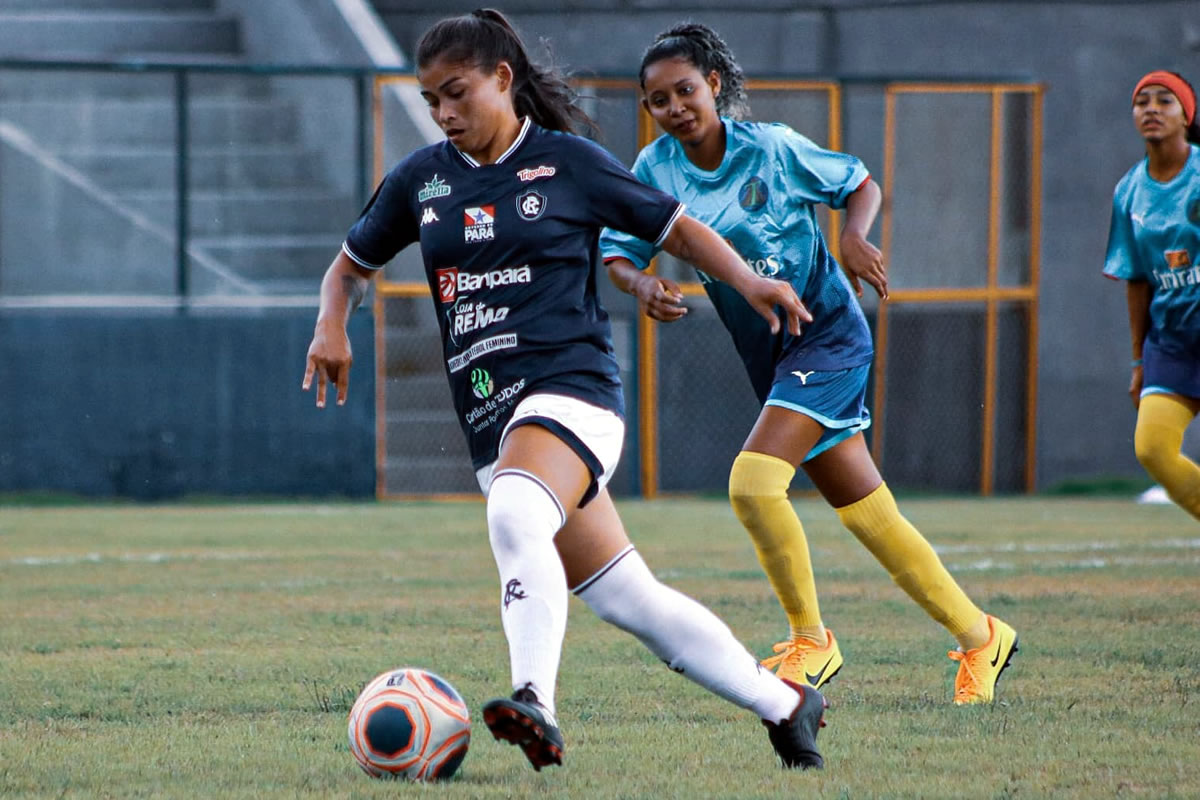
[875,82,1044,494]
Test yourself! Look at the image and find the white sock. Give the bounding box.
[486,469,569,717]
[575,547,800,723]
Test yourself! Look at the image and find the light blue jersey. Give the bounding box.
[1104,143,1200,359]
[601,118,874,402]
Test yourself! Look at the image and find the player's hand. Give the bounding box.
[840,232,888,299]
[633,274,687,322]
[743,276,812,336]
[303,320,352,408]
[1129,364,1143,410]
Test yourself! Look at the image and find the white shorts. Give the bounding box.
[474,392,625,506]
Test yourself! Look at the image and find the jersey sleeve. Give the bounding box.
[1102,183,1144,281]
[571,138,683,255]
[342,158,420,270]
[597,151,665,270]
[775,125,870,210]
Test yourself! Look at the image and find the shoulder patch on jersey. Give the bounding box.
[516,190,547,221]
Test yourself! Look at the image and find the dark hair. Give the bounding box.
[638,23,749,120]
[415,8,596,136]
[1168,72,1200,144]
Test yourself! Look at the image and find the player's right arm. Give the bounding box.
[605,257,688,322]
[1125,279,1151,408]
[303,251,373,408]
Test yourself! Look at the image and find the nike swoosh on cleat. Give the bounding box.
[805,660,832,686]
[990,639,1005,667]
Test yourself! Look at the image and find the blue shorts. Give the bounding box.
[1142,341,1200,401]
[764,362,872,463]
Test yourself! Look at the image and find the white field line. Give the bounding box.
[933,538,1200,555]
[945,554,1200,572]
[6,551,272,567]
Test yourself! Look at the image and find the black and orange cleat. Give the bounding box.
[482,685,564,771]
[763,679,827,769]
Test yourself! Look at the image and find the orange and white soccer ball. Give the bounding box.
[347,667,471,781]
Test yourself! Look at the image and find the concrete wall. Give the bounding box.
[375,0,1200,490]
[0,310,375,498]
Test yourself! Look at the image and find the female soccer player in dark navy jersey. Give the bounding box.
[1104,70,1200,521]
[601,23,1017,706]
[303,9,827,773]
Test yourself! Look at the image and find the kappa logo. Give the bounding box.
[516,190,546,221]
[792,370,815,385]
[464,205,495,242]
[516,165,556,182]
[417,173,451,202]
[420,207,439,226]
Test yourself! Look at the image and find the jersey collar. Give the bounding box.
[452,116,532,168]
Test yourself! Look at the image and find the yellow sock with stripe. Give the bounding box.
[728,451,824,640]
[836,483,986,649]
[1135,393,1200,521]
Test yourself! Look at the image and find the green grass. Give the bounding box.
[1,497,1198,799]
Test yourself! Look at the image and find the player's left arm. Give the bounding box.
[839,178,888,299]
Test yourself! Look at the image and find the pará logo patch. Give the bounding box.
[418,174,451,202]
[739,176,769,212]
[470,367,494,399]
[1188,196,1200,225]
[516,190,546,221]
[464,205,495,242]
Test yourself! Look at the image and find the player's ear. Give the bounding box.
[708,69,721,99]
[495,61,514,94]
[640,95,651,115]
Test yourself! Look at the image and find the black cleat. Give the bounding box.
[763,679,827,769]
[481,686,564,771]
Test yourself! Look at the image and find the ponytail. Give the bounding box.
[638,23,749,120]
[416,8,597,136]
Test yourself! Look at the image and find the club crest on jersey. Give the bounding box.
[739,176,769,212]
[464,205,495,242]
[421,207,439,226]
[1165,249,1193,269]
[417,174,451,202]
[516,190,547,221]
[517,165,556,182]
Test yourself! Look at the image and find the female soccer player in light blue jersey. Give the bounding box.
[601,23,1017,705]
[1104,70,1200,521]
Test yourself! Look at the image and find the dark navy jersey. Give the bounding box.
[343,118,684,468]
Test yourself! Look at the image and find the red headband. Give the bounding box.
[1132,70,1196,125]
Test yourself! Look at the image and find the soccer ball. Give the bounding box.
[347,667,471,781]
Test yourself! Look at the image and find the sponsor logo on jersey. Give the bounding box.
[448,333,519,373]
[516,165,556,182]
[451,300,510,339]
[1153,264,1200,290]
[435,265,532,304]
[421,207,439,226]
[516,190,547,221]
[418,174,451,202]
[464,205,495,242]
[723,238,783,277]
[1166,249,1193,269]
[739,176,769,212]
[466,377,527,429]
[470,367,494,399]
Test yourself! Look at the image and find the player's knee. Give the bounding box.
[1133,427,1174,476]
[728,451,790,517]
[486,473,562,557]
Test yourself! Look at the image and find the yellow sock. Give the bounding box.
[729,451,823,638]
[836,483,986,648]
[1135,394,1200,522]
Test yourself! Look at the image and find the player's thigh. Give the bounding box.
[801,432,882,508]
[741,404,826,467]
[553,488,631,590]
[493,423,592,510]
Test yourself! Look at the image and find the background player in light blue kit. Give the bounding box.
[304,8,828,773]
[601,23,1017,705]
[1104,70,1200,521]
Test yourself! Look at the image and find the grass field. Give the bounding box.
[1,496,1198,799]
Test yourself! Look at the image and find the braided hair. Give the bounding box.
[638,23,749,120]
[416,8,597,136]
